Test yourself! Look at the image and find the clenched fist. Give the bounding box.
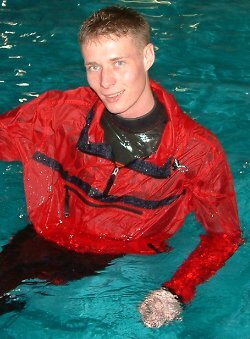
[139,288,183,328]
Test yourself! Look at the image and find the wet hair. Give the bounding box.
[79,6,151,48]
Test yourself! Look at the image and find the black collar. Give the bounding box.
[77,107,173,179]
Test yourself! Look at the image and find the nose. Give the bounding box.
[100,67,116,89]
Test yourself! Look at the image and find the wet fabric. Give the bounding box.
[0,80,243,303]
[0,225,119,298]
[101,96,167,164]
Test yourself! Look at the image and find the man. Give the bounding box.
[0,6,243,328]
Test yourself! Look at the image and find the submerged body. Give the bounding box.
[0,80,242,303]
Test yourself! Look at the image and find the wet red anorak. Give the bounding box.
[0,80,243,303]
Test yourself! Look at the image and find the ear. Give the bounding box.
[143,43,155,71]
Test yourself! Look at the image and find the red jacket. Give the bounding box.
[0,80,243,303]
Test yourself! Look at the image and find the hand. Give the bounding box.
[139,288,182,328]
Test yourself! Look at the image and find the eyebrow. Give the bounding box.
[84,61,98,67]
[110,56,128,61]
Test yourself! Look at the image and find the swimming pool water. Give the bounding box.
[0,0,249,338]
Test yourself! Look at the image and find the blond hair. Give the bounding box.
[79,6,151,48]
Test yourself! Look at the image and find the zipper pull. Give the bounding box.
[112,167,119,176]
[64,186,70,218]
[103,166,119,196]
[173,159,188,173]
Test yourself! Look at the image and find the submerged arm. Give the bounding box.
[140,139,243,327]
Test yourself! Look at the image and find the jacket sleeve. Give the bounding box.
[0,93,50,162]
[163,139,243,303]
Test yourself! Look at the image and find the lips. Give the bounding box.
[102,90,124,103]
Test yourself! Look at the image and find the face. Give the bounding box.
[81,34,155,119]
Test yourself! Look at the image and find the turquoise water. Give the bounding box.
[0,0,249,338]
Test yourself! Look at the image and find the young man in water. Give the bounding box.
[0,6,243,327]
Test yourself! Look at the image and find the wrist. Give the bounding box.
[161,286,184,306]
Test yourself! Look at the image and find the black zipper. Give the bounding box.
[64,184,143,217]
[64,186,70,218]
[103,166,120,196]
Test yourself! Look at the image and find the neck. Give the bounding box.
[127,90,155,119]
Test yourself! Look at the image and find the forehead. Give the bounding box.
[83,32,133,46]
[81,34,142,60]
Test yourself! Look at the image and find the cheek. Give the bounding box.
[86,73,99,90]
[121,65,145,85]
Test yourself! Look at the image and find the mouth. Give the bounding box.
[103,90,124,102]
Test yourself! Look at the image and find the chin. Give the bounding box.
[104,104,127,115]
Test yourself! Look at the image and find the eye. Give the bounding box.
[114,60,125,67]
[86,64,100,72]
